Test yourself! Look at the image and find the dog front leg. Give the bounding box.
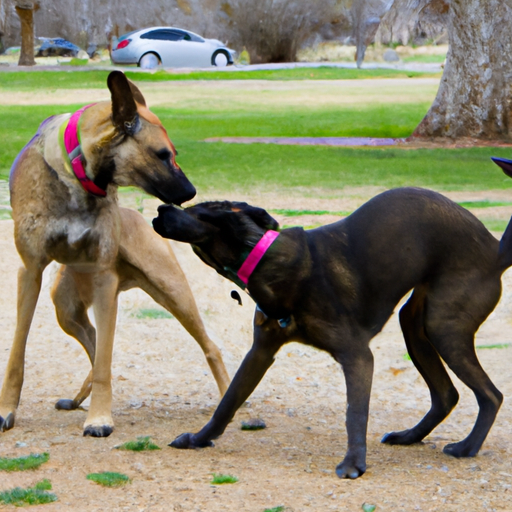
[83,271,119,437]
[0,265,44,431]
[334,346,374,479]
[170,339,280,449]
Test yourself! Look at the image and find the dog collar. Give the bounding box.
[255,304,291,329]
[59,104,107,197]
[237,230,280,285]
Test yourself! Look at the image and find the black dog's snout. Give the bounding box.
[157,204,174,215]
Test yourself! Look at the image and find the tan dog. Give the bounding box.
[0,71,230,437]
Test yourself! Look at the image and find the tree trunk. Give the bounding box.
[413,0,512,141]
[15,2,35,66]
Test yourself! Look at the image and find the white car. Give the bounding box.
[110,27,236,69]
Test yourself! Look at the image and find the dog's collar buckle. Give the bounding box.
[256,304,291,329]
[237,230,280,285]
[60,104,107,198]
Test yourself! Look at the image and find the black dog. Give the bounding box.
[153,183,512,479]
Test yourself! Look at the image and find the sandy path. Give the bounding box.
[0,188,511,511]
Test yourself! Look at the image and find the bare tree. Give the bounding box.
[375,0,447,45]
[15,1,35,66]
[351,0,394,68]
[228,0,335,64]
[413,0,512,140]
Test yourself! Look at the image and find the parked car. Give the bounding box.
[110,27,236,69]
[36,37,81,57]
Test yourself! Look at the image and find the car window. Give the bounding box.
[187,32,205,43]
[141,29,184,41]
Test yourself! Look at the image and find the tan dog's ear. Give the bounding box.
[107,71,140,134]
[128,80,147,107]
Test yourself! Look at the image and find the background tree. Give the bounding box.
[351,0,393,68]
[228,0,335,64]
[15,1,35,65]
[375,0,447,46]
[413,0,512,140]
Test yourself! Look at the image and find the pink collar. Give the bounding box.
[61,104,107,197]
[237,230,280,285]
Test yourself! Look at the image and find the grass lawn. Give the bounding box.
[0,69,511,198]
[0,67,439,91]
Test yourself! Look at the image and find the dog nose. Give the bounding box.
[172,182,196,206]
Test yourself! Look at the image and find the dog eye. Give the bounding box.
[155,149,172,161]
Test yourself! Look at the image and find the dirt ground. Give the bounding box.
[0,187,511,512]
[1,80,512,511]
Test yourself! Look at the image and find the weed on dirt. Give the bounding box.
[211,473,239,484]
[132,308,173,320]
[115,436,161,451]
[86,472,131,487]
[0,452,50,472]
[0,479,57,506]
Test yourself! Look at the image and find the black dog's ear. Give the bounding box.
[153,204,216,243]
[232,202,279,231]
[491,157,512,178]
[107,71,140,135]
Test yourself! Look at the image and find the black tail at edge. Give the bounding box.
[492,157,512,270]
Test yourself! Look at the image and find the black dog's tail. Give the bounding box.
[491,157,512,271]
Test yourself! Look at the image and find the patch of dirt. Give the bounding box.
[0,78,441,109]
[1,188,512,512]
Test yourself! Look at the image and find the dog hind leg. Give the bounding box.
[421,277,503,457]
[0,265,45,431]
[382,287,459,446]
[51,266,96,410]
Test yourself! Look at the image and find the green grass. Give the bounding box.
[86,472,131,487]
[133,308,173,320]
[211,473,239,484]
[481,220,510,232]
[115,436,161,451]
[0,68,439,91]
[402,54,446,63]
[404,343,511,360]
[0,479,57,507]
[269,208,350,217]
[264,507,285,512]
[458,200,512,208]
[177,144,512,194]
[154,103,429,141]
[476,343,511,350]
[0,453,50,472]
[0,208,12,219]
[1,72,511,195]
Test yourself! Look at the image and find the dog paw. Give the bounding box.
[0,413,15,432]
[335,458,366,479]
[443,440,476,458]
[169,433,214,449]
[55,399,78,411]
[381,429,420,445]
[83,425,114,438]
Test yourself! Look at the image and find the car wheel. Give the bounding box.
[139,53,161,69]
[212,51,229,67]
